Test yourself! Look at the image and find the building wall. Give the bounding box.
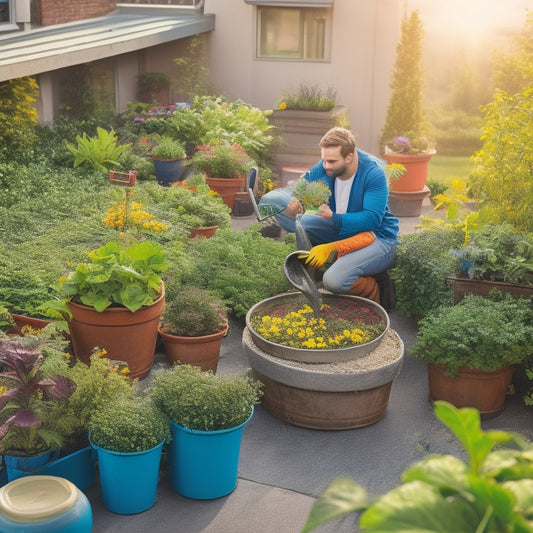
[39,0,116,26]
[203,0,400,156]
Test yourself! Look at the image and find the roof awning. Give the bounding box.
[0,6,215,82]
[244,0,333,6]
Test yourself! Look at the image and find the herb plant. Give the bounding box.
[150,136,186,160]
[291,178,331,212]
[149,364,263,431]
[302,401,533,533]
[191,143,254,179]
[277,84,337,112]
[412,292,533,376]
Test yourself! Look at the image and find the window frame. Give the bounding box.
[255,5,332,63]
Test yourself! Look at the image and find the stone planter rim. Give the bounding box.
[242,328,404,392]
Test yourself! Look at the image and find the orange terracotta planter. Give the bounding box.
[384,151,436,192]
[427,363,516,419]
[205,176,246,210]
[67,288,165,380]
[158,323,228,372]
[189,225,218,239]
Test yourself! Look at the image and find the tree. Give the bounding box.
[379,11,425,152]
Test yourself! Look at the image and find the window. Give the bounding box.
[0,0,11,24]
[257,7,329,61]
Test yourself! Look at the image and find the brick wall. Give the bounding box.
[40,0,116,26]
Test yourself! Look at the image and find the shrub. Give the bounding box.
[277,84,337,112]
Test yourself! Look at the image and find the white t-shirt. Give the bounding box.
[334,175,355,214]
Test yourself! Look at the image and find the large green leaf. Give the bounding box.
[301,478,369,533]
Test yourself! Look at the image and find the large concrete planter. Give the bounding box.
[269,106,350,179]
[243,293,404,430]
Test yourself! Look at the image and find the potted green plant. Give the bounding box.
[148,364,263,499]
[49,239,168,379]
[0,335,77,481]
[412,292,533,417]
[302,401,533,532]
[158,287,228,371]
[191,143,255,209]
[151,136,188,186]
[88,395,169,514]
[450,223,533,302]
[380,11,436,194]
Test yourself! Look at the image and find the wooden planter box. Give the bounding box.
[449,276,533,304]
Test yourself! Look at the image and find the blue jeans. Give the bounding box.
[275,213,397,293]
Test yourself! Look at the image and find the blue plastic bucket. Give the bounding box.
[169,409,253,499]
[90,438,164,514]
[0,475,92,532]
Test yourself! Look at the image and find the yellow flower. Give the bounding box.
[278,102,287,110]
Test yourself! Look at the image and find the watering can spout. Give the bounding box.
[295,214,312,251]
[283,251,322,315]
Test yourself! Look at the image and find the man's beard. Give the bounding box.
[325,164,347,177]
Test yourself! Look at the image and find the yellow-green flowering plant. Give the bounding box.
[250,303,384,350]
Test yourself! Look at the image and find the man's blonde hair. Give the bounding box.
[320,127,357,158]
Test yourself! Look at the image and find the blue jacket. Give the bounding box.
[304,149,399,243]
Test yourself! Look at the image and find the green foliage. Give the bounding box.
[454,224,533,286]
[277,84,336,111]
[492,12,533,96]
[179,226,293,318]
[160,287,227,337]
[380,11,426,152]
[89,395,169,453]
[173,34,218,102]
[149,364,263,431]
[51,240,167,313]
[151,136,186,160]
[66,127,131,171]
[469,86,533,232]
[412,292,533,376]
[137,72,170,103]
[301,401,533,533]
[135,181,232,231]
[426,179,448,204]
[292,178,331,211]
[390,226,462,318]
[191,143,254,179]
[0,77,39,163]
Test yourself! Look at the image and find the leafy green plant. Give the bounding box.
[160,287,227,337]
[191,143,254,179]
[379,11,431,153]
[277,84,337,112]
[51,240,167,313]
[137,72,170,103]
[412,292,533,376]
[302,401,533,533]
[425,179,448,205]
[42,347,136,453]
[0,335,77,455]
[179,226,292,318]
[66,127,131,171]
[149,364,263,431]
[89,395,169,453]
[291,178,331,212]
[453,224,533,286]
[469,86,533,232]
[151,136,186,160]
[390,226,462,318]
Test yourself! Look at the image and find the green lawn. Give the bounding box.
[427,155,473,188]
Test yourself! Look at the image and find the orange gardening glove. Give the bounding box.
[304,231,376,269]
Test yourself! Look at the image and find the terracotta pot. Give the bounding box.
[189,225,218,239]
[427,363,516,419]
[384,151,436,192]
[66,287,165,380]
[449,276,533,304]
[158,323,228,372]
[205,176,246,210]
[8,314,51,335]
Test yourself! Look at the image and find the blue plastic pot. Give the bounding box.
[4,448,60,482]
[90,438,164,514]
[39,447,96,491]
[169,409,253,499]
[153,158,186,186]
[0,475,92,532]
